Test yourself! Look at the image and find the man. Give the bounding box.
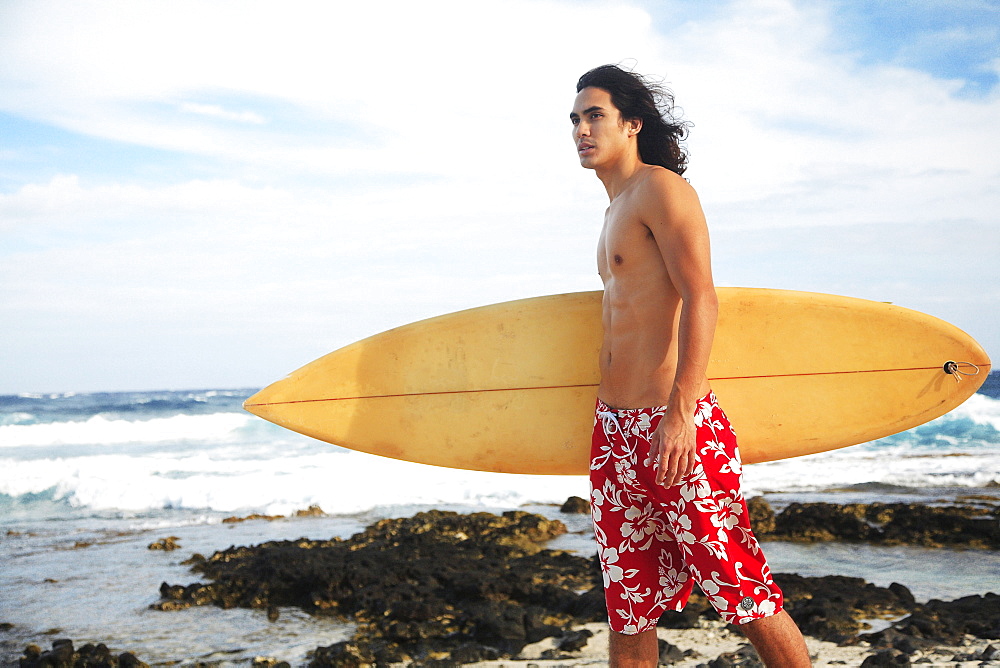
[571,64,811,667]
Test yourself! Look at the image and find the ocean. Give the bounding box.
[1,375,998,664]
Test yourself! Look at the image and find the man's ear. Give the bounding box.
[628,118,643,136]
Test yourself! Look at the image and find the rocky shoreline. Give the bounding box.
[8,498,1000,667]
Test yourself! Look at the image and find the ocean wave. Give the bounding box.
[949,391,1000,429]
[0,412,254,447]
[0,450,590,515]
[0,387,995,516]
[0,389,254,424]
[743,446,1000,495]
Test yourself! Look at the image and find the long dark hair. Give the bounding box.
[576,64,690,176]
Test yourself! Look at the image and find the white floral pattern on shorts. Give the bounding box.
[590,392,783,634]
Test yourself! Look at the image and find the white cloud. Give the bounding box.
[0,0,996,392]
[179,103,266,125]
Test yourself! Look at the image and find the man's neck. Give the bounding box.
[596,154,646,201]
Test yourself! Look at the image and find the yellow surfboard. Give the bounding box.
[244,289,990,475]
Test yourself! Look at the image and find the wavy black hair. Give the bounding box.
[576,64,690,176]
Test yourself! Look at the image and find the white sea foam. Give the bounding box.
[0,412,252,447]
[0,389,995,515]
[742,446,1000,495]
[0,447,590,515]
[948,391,1000,429]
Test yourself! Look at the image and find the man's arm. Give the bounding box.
[641,169,719,487]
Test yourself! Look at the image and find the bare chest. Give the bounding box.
[597,205,659,280]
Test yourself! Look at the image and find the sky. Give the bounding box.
[1,0,997,394]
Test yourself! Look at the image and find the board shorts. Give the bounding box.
[590,391,783,634]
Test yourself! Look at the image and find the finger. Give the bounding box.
[675,451,694,486]
[669,447,694,487]
[655,449,666,486]
[683,450,696,478]
[664,448,682,487]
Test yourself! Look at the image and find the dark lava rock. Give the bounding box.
[774,503,879,542]
[147,536,180,551]
[860,627,932,654]
[559,496,590,514]
[156,510,598,662]
[982,643,1000,660]
[658,571,894,636]
[858,592,1000,654]
[746,496,776,535]
[658,590,718,629]
[559,628,594,652]
[708,643,763,667]
[151,507,994,664]
[769,502,999,548]
[860,648,911,666]
[657,638,690,664]
[295,504,325,517]
[891,593,1000,643]
[773,574,917,643]
[19,640,149,668]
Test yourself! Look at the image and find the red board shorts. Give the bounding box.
[590,391,783,634]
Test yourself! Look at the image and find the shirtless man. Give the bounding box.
[571,65,811,667]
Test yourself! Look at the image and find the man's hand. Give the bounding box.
[649,410,697,487]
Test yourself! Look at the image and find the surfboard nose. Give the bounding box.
[243,384,278,417]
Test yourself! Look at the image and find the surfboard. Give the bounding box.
[244,289,990,475]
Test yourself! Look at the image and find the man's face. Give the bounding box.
[570,86,633,170]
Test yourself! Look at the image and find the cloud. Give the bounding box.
[0,0,996,391]
[179,103,266,125]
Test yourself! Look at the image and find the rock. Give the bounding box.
[658,638,689,664]
[20,644,42,664]
[768,502,1000,548]
[251,658,291,668]
[893,593,1000,643]
[556,629,593,652]
[308,640,374,667]
[150,507,995,664]
[117,653,145,668]
[861,627,932,654]
[157,510,592,662]
[18,640,150,668]
[747,496,775,535]
[860,648,911,666]
[559,496,590,514]
[709,644,763,667]
[295,504,325,517]
[981,643,1000,660]
[658,590,717,629]
[222,513,284,523]
[147,536,180,551]
[774,503,878,542]
[888,582,916,608]
[775,574,916,643]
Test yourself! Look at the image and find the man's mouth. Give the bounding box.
[578,142,595,154]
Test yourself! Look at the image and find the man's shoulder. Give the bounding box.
[633,165,700,212]
[636,164,692,191]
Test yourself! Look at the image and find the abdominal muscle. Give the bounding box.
[598,277,710,410]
